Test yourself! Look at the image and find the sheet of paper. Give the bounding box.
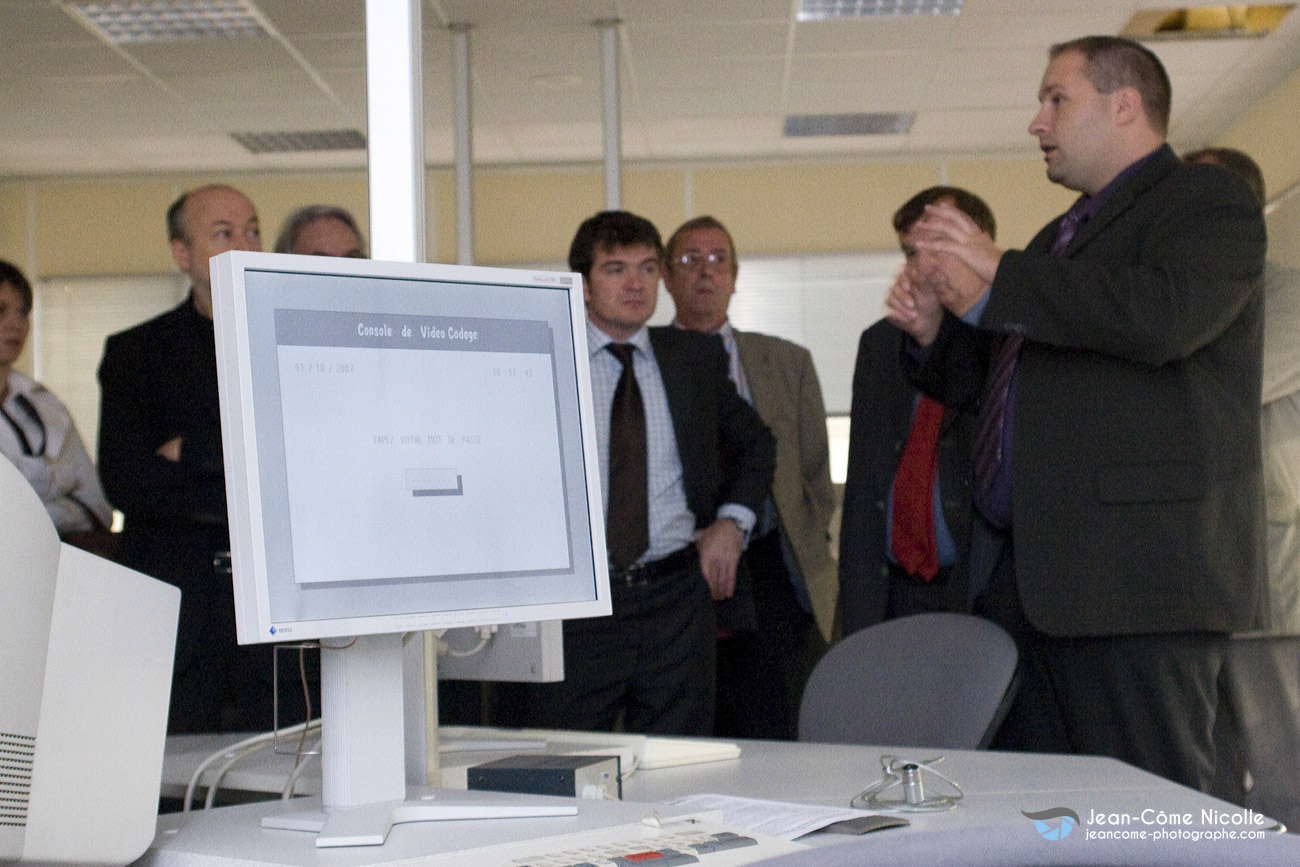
[660,793,884,840]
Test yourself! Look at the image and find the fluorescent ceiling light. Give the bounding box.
[231,130,367,154]
[784,113,915,136]
[798,0,963,21]
[69,1,267,43]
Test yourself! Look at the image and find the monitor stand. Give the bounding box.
[260,632,576,848]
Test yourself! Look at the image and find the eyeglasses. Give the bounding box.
[674,251,730,269]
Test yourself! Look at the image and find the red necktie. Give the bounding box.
[891,395,945,581]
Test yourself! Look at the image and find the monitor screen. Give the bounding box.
[212,252,611,645]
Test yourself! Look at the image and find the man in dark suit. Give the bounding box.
[528,210,775,735]
[887,36,1266,790]
[663,215,836,740]
[838,187,994,637]
[98,184,302,734]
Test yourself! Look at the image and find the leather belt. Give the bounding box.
[609,544,697,588]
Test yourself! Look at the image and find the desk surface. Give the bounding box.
[143,729,1297,866]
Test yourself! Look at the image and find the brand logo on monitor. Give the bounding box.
[1022,807,1079,840]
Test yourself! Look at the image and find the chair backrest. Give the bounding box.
[798,612,1018,749]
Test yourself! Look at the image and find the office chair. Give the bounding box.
[798,612,1019,749]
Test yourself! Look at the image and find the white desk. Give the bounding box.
[142,729,1300,866]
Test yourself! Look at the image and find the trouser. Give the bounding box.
[715,529,824,740]
[971,517,1227,792]
[526,546,716,736]
[1210,635,1300,828]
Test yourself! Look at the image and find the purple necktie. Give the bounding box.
[973,208,1084,527]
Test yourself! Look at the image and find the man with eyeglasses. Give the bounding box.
[663,216,836,740]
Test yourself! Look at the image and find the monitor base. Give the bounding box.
[262,792,577,848]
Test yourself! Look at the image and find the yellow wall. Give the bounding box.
[0,155,1081,281]
[1216,62,1300,266]
[2,57,1296,279]
[33,180,177,276]
[0,183,34,375]
[0,184,28,271]
[947,159,1078,249]
[18,97,1300,279]
[1217,63,1300,203]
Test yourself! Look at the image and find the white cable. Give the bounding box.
[444,634,491,657]
[204,738,278,810]
[182,720,318,812]
[441,624,496,658]
[282,737,322,800]
[619,755,641,782]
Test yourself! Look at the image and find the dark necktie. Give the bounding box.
[891,394,945,581]
[973,208,1084,525]
[1,394,46,457]
[605,343,649,568]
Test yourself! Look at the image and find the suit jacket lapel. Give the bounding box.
[734,331,772,416]
[648,328,696,462]
[1062,144,1178,258]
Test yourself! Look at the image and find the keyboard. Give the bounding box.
[448,816,808,867]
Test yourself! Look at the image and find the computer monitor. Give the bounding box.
[0,455,180,867]
[209,251,611,846]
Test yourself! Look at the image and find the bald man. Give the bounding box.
[97,184,290,733]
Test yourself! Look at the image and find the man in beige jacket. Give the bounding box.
[664,215,837,740]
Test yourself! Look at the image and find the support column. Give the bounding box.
[451,23,474,265]
[595,19,622,211]
[365,0,425,263]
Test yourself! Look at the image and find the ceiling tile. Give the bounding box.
[951,10,1133,49]
[0,0,93,43]
[433,0,620,27]
[0,0,1296,177]
[123,37,304,77]
[255,0,365,34]
[908,106,1041,150]
[0,40,135,79]
[207,100,353,131]
[288,34,367,70]
[634,86,783,119]
[625,21,789,58]
[616,0,791,25]
[635,56,786,97]
[1148,38,1258,77]
[166,68,334,104]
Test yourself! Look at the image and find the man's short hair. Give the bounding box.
[274,204,367,256]
[1183,147,1266,207]
[665,215,739,278]
[568,211,663,280]
[892,186,997,240]
[166,190,192,243]
[166,184,247,244]
[0,259,33,314]
[1051,36,1171,137]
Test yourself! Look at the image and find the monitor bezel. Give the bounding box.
[210,250,611,645]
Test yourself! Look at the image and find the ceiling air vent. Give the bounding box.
[785,113,915,137]
[68,0,268,43]
[231,130,367,154]
[797,0,962,21]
